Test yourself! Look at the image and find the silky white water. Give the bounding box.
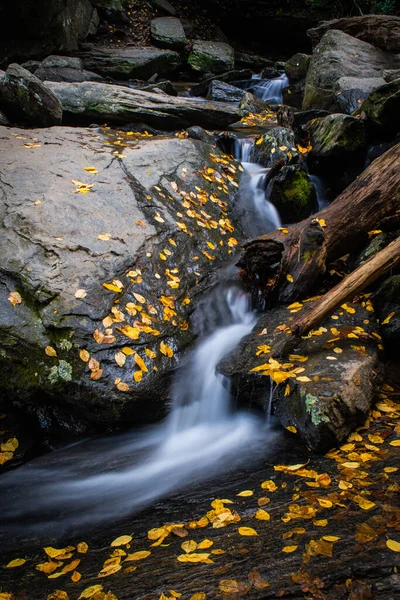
[245,74,289,104]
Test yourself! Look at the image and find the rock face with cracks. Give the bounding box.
[0,126,246,430]
[218,304,382,452]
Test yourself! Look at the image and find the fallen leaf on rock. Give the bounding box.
[78,585,103,599]
[237,490,253,497]
[386,539,400,552]
[133,370,143,383]
[8,292,22,306]
[98,233,112,241]
[160,341,174,357]
[238,527,258,536]
[84,167,98,174]
[286,274,294,283]
[255,509,270,521]
[282,546,298,553]
[98,563,122,577]
[75,289,87,299]
[125,551,151,561]
[36,561,62,575]
[181,540,197,554]
[71,571,81,582]
[79,349,90,362]
[44,547,75,559]
[111,535,132,547]
[190,594,206,600]
[261,480,278,492]
[197,539,213,550]
[5,558,26,568]
[45,346,57,357]
[177,553,211,563]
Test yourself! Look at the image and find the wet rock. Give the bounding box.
[336,76,385,114]
[20,61,42,73]
[267,166,316,224]
[47,81,239,129]
[189,69,252,97]
[383,69,400,83]
[206,80,245,102]
[133,80,178,96]
[91,0,125,10]
[151,17,187,49]
[34,55,103,83]
[0,64,62,127]
[79,46,182,80]
[0,126,246,429]
[0,110,10,125]
[284,53,310,82]
[374,276,400,354]
[358,78,400,134]
[188,41,234,75]
[260,67,282,80]
[249,127,297,168]
[218,303,382,451]
[308,15,400,54]
[235,53,275,71]
[186,126,215,144]
[307,114,366,159]
[303,30,400,113]
[282,81,305,110]
[149,0,177,15]
[293,109,331,129]
[238,92,269,117]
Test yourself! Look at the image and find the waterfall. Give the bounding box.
[233,137,253,162]
[245,74,289,104]
[310,174,330,210]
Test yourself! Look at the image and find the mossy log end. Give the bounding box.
[238,143,400,304]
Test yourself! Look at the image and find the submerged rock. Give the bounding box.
[188,41,234,74]
[47,81,239,129]
[303,30,400,113]
[267,166,316,224]
[219,304,382,451]
[151,17,187,49]
[249,127,297,168]
[0,126,246,430]
[0,64,62,127]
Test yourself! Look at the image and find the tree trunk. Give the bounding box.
[238,143,400,304]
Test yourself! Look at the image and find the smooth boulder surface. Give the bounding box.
[336,76,385,114]
[0,64,62,127]
[34,55,103,83]
[0,126,246,430]
[267,166,316,224]
[359,78,400,133]
[249,127,297,168]
[303,30,400,113]
[47,80,239,129]
[238,91,269,117]
[307,114,366,159]
[308,15,400,53]
[206,80,245,102]
[218,304,381,451]
[188,41,234,74]
[151,17,187,49]
[79,46,182,80]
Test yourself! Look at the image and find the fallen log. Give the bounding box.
[272,235,400,358]
[238,143,400,304]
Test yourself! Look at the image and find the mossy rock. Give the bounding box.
[268,166,316,224]
[308,113,366,159]
[188,41,234,74]
[359,78,400,133]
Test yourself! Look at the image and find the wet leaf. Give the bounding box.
[36,561,62,574]
[317,498,332,508]
[389,440,400,447]
[45,346,57,357]
[98,563,122,577]
[190,594,206,600]
[134,354,148,373]
[177,553,210,563]
[237,490,253,497]
[197,539,213,550]
[61,559,80,574]
[125,551,151,561]
[160,341,174,357]
[71,571,81,582]
[133,370,143,383]
[5,558,26,568]
[111,535,132,547]
[219,579,240,593]
[386,539,400,552]
[261,480,278,492]
[286,274,294,283]
[84,166,98,174]
[47,592,69,600]
[44,547,75,559]
[238,527,258,536]
[79,349,90,363]
[181,540,197,553]
[322,536,340,542]
[255,509,270,521]
[8,292,22,306]
[78,585,104,599]
[282,545,298,553]
[115,352,126,367]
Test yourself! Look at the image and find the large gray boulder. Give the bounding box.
[284,53,310,82]
[207,80,245,102]
[308,15,400,53]
[188,41,234,74]
[303,30,400,113]
[47,80,239,129]
[0,64,62,127]
[219,304,382,451]
[79,46,182,80]
[336,76,385,114]
[151,17,187,49]
[249,127,297,168]
[34,55,103,83]
[267,166,316,224]
[238,92,269,117]
[0,126,246,430]
[359,78,400,133]
[307,114,366,159]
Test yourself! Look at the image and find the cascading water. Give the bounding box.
[310,174,330,210]
[0,137,282,540]
[244,73,289,104]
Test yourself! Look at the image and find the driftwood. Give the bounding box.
[238,143,400,304]
[272,236,400,357]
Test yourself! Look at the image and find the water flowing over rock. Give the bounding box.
[0,64,62,127]
[303,30,400,113]
[0,126,247,430]
[46,81,240,129]
[151,17,187,49]
[188,41,234,74]
[218,304,382,452]
[308,15,400,54]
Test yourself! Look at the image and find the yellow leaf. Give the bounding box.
[145,348,157,359]
[133,370,143,382]
[71,571,81,582]
[285,425,297,433]
[61,559,80,574]
[44,547,75,559]
[322,536,340,542]
[219,580,240,593]
[288,354,307,362]
[110,535,132,547]
[255,509,270,521]
[389,440,400,447]
[45,346,57,357]
[177,553,210,563]
[282,545,298,553]
[36,561,62,574]
[356,497,376,510]
[79,349,90,363]
[181,540,197,553]
[197,539,213,550]
[313,519,328,527]
[98,563,122,577]
[8,291,22,306]
[238,527,258,536]
[386,539,400,552]
[78,586,104,599]
[237,490,253,497]
[117,325,140,340]
[103,283,123,293]
[125,551,151,561]
[75,289,87,299]
[261,480,278,492]
[256,137,263,145]
[190,594,206,600]
[160,341,174,357]
[277,228,289,234]
[134,354,148,373]
[286,274,294,283]
[296,376,311,382]
[84,166,98,174]
[47,592,69,600]
[317,498,332,508]
[341,462,360,469]
[5,558,26,568]
[1,438,18,452]
[76,541,88,554]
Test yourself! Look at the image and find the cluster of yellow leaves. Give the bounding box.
[0,437,19,466]
[72,180,93,194]
[250,357,308,385]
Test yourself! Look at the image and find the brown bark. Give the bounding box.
[272,235,400,358]
[238,143,400,305]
